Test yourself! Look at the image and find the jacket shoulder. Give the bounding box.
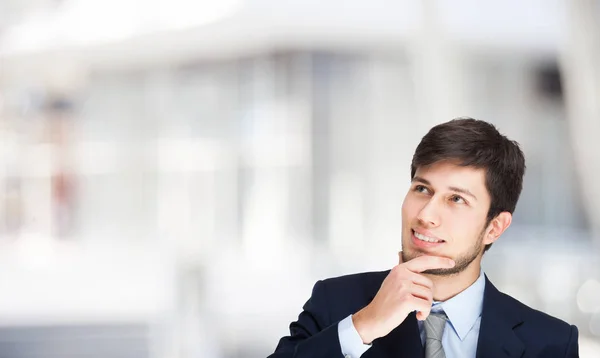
[499,290,575,341]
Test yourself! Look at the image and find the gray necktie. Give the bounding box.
[424,311,448,358]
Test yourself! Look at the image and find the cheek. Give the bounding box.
[446,212,486,243]
[401,196,420,219]
[401,200,409,217]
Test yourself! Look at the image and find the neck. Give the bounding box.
[426,260,482,302]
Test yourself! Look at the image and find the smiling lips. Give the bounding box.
[411,229,445,248]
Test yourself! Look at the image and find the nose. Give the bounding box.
[416,199,441,228]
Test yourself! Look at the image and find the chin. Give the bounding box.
[403,246,448,259]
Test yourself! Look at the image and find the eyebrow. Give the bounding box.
[412,176,478,201]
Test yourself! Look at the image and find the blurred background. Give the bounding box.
[0,0,600,357]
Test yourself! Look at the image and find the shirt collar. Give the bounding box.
[430,270,485,341]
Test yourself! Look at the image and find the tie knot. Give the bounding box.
[424,311,448,342]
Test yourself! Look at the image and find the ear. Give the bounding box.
[483,212,512,246]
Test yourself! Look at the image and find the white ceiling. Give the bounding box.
[0,0,572,71]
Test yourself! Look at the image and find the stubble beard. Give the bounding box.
[402,229,485,276]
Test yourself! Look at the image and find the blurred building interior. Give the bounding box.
[1,0,600,357]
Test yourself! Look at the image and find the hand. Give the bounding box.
[352,252,455,344]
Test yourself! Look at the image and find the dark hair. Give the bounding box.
[410,117,525,252]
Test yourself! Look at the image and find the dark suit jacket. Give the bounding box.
[269,270,579,358]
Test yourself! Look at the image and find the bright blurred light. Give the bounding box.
[538,261,573,302]
[577,279,600,313]
[14,232,58,270]
[0,0,242,54]
[580,335,600,358]
[591,311,600,337]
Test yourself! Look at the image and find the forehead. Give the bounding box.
[413,162,489,199]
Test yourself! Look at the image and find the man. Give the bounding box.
[268,118,579,358]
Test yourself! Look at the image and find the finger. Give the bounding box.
[404,255,455,273]
[409,282,433,302]
[409,272,434,290]
[415,307,432,321]
[409,296,432,321]
[416,310,430,321]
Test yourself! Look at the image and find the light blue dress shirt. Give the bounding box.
[338,271,486,358]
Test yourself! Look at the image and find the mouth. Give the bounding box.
[411,229,446,248]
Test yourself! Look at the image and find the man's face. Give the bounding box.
[401,161,492,275]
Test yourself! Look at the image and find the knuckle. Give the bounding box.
[402,290,415,302]
[394,265,406,273]
[398,281,411,294]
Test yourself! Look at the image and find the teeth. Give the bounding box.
[414,231,443,243]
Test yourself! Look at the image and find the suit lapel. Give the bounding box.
[363,311,424,358]
[476,276,525,358]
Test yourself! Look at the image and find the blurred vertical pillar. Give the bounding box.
[240,55,311,267]
[286,54,314,247]
[410,0,469,129]
[363,57,417,264]
[240,56,283,263]
[561,0,600,241]
[325,56,368,258]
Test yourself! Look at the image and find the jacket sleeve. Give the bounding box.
[267,280,346,358]
[564,325,579,358]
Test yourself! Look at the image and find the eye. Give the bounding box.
[450,195,466,204]
[414,185,430,194]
